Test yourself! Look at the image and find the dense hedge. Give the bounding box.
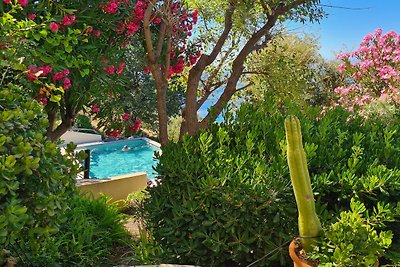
[144,99,400,266]
[0,88,81,253]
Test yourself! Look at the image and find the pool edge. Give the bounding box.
[77,172,148,203]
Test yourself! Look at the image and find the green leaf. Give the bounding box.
[49,94,62,103]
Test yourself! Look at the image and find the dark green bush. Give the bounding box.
[0,88,81,256]
[144,97,400,266]
[144,105,300,266]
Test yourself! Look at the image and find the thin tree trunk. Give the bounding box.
[155,80,169,146]
[46,118,74,141]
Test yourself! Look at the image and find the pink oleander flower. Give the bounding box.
[122,113,130,120]
[3,0,11,4]
[61,15,76,26]
[27,13,36,20]
[52,72,64,81]
[50,22,59,32]
[38,65,52,76]
[126,22,140,34]
[134,7,144,20]
[338,63,346,74]
[18,0,28,7]
[92,104,100,113]
[131,119,142,131]
[153,17,161,24]
[136,0,146,8]
[103,65,115,74]
[63,78,71,90]
[116,62,125,75]
[93,30,101,38]
[104,1,118,14]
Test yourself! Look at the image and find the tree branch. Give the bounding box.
[143,1,156,64]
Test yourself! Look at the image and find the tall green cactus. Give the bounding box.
[285,115,322,253]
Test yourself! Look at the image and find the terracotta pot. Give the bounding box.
[289,240,379,267]
[288,240,316,267]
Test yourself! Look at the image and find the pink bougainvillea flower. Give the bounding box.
[92,104,100,113]
[3,0,12,4]
[122,113,130,120]
[50,22,59,32]
[18,0,28,7]
[27,13,37,20]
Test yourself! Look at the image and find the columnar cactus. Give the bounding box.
[285,115,322,253]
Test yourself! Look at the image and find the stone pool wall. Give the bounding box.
[77,172,148,202]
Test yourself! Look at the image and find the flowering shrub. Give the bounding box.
[1,0,200,140]
[333,29,400,114]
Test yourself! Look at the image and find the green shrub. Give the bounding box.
[311,199,393,267]
[0,88,82,256]
[144,106,299,266]
[144,98,400,266]
[75,114,94,129]
[20,194,131,266]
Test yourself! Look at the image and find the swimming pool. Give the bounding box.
[79,138,160,179]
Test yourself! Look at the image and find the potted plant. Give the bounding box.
[285,115,322,266]
[284,116,387,267]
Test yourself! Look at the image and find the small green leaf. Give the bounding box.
[49,94,62,103]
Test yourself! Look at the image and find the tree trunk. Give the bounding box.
[155,80,169,146]
[46,115,75,142]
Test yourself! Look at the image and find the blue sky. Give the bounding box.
[299,0,400,59]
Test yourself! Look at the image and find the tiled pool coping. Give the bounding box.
[76,136,161,149]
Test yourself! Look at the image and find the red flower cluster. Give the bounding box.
[4,0,29,7]
[60,15,76,26]
[107,129,122,138]
[103,60,126,75]
[25,64,52,81]
[92,104,100,113]
[49,15,76,32]
[27,13,36,20]
[122,113,130,120]
[128,119,142,132]
[52,69,72,90]
[101,0,121,14]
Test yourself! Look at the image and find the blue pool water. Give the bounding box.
[82,139,160,179]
